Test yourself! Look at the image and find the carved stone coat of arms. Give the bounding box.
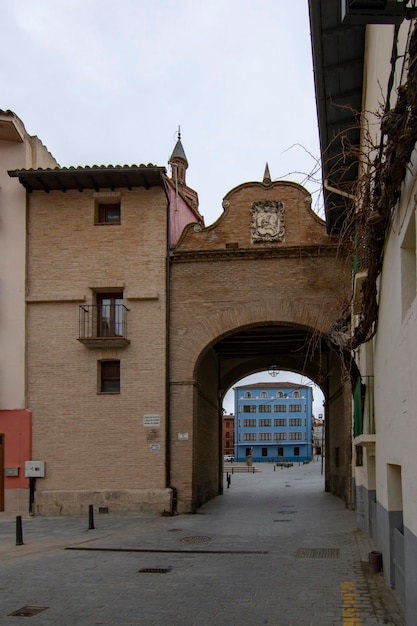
[250,201,285,242]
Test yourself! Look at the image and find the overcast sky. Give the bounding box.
[2,0,322,226]
[2,0,324,409]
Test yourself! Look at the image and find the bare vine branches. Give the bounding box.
[326,21,417,371]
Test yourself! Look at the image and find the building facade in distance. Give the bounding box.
[223,413,235,457]
[234,382,313,463]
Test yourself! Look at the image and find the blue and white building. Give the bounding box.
[234,382,313,463]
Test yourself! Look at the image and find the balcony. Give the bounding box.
[78,304,130,348]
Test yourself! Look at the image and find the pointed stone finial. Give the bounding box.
[263,162,271,185]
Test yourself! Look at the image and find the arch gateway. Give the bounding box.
[169,169,352,513]
[3,117,352,517]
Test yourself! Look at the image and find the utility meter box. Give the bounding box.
[25,461,45,478]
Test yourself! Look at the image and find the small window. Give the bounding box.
[261,391,267,398]
[277,391,284,398]
[262,448,268,457]
[294,391,300,398]
[96,201,121,224]
[244,391,252,398]
[100,360,120,393]
[259,404,271,413]
[294,447,300,457]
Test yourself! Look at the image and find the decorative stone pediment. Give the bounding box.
[250,201,285,243]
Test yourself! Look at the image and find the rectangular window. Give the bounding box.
[289,418,302,426]
[96,201,121,224]
[277,447,284,457]
[259,419,271,427]
[289,432,302,440]
[100,360,120,393]
[294,447,300,457]
[259,433,272,441]
[243,419,256,427]
[289,404,302,412]
[259,404,271,413]
[97,292,124,337]
[274,418,287,427]
[274,432,287,440]
[244,433,256,441]
[242,405,256,413]
[274,404,286,413]
[262,447,268,457]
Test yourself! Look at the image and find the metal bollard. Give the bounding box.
[227,473,231,488]
[88,504,95,530]
[16,516,24,546]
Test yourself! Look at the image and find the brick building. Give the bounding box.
[222,413,235,457]
[4,127,201,516]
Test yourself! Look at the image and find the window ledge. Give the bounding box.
[354,433,376,451]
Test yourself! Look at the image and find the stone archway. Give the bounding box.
[169,178,352,513]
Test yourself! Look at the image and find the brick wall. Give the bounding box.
[26,187,171,515]
[169,180,352,512]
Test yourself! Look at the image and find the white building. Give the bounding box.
[0,111,58,514]
[309,4,417,622]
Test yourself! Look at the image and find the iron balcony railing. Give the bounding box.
[79,304,129,342]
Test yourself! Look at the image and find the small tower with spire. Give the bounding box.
[170,127,188,186]
[168,127,199,210]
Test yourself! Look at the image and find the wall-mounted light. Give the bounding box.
[268,364,279,377]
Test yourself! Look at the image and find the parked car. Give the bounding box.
[224,455,234,462]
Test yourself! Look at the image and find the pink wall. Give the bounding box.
[167,182,200,246]
[0,409,32,489]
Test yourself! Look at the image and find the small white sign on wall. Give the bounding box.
[178,432,189,441]
[143,414,160,427]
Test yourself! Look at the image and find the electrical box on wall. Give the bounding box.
[25,461,45,478]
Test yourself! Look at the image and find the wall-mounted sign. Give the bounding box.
[150,444,160,451]
[178,432,189,441]
[143,414,160,427]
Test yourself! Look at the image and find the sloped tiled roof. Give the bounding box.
[8,164,167,193]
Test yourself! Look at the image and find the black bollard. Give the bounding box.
[16,516,24,546]
[227,473,231,488]
[88,504,95,530]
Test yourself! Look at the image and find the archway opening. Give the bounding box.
[175,322,352,513]
[222,369,325,466]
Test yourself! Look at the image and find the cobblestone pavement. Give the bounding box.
[0,461,405,625]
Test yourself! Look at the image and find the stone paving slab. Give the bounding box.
[0,462,405,625]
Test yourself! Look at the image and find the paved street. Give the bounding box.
[0,461,404,625]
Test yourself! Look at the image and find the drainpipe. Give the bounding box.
[324,179,356,202]
[162,174,176,514]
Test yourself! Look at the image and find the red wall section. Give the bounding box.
[0,410,32,489]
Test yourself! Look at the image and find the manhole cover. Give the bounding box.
[8,606,49,617]
[180,535,211,544]
[138,567,172,574]
[296,548,340,559]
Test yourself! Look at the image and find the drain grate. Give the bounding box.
[277,510,296,514]
[180,535,211,544]
[8,606,49,617]
[138,567,172,574]
[274,519,292,522]
[296,548,340,559]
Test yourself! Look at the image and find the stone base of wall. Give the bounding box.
[34,488,173,517]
